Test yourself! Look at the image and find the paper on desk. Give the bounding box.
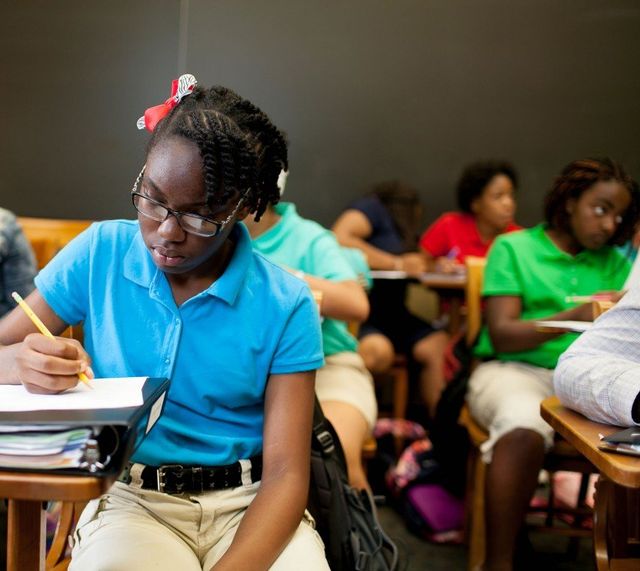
[534,320,592,333]
[0,377,146,411]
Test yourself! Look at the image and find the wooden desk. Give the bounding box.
[0,471,115,571]
[540,396,640,570]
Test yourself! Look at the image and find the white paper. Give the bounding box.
[0,377,146,411]
[535,320,592,333]
[369,270,467,283]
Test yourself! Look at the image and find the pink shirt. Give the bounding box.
[419,212,521,261]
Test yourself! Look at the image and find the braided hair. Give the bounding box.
[544,157,640,246]
[148,85,288,221]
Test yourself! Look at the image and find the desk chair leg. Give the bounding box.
[465,445,486,570]
[7,499,45,571]
[594,476,640,571]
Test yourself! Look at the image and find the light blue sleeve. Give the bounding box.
[34,224,95,326]
[269,285,324,375]
[554,285,640,426]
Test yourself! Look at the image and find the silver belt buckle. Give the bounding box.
[156,464,184,493]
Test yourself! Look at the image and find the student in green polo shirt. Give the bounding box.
[244,193,377,491]
[466,157,640,571]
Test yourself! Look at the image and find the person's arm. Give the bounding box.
[418,214,464,274]
[300,274,369,322]
[486,295,594,354]
[0,290,91,391]
[554,292,640,426]
[210,370,316,571]
[332,209,426,274]
[0,214,37,311]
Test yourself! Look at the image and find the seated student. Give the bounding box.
[245,194,376,491]
[554,283,640,426]
[332,181,448,420]
[0,77,330,570]
[0,207,37,316]
[467,157,639,571]
[0,207,36,569]
[419,160,521,273]
[414,162,521,415]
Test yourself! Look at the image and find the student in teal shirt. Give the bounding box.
[245,199,376,490]
[0,78,330,570]
[466,158,639,571]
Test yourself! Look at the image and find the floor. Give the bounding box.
[377,504,596,570]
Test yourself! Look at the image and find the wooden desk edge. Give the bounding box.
[0,472,115,501]
[540,396,640,488]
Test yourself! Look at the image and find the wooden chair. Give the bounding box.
[458,257,596,570]
[44,324,87,570]
[17,217,93,269]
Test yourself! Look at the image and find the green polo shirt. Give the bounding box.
[474,224,630,369]
[250,202,358,356]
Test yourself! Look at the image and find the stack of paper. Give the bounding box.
[0,427,93,469]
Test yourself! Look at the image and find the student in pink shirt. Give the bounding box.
[420,161,521,273]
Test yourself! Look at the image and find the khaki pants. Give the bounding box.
[69,480,329,571]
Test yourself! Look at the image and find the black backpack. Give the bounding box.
[307,399,399,571]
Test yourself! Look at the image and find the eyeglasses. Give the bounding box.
[131,166,247,238]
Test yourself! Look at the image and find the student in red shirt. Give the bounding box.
[414,161,520,415]
[420,161,521,273]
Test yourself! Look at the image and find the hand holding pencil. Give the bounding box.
[11,291,94,392]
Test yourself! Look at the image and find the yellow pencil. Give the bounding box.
[11,291,92,387]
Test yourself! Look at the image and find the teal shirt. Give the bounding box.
[250,203,359,356]
[475,224,630,369]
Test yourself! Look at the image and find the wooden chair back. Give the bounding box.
[464,256,486,346]
[17,217,93,269]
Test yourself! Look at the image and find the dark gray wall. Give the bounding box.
[2,0,640,228]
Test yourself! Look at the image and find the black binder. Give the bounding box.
[0,377,170,476]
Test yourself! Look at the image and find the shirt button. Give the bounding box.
[164,358,170,365]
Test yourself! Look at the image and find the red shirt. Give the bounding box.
[419,212,521,261]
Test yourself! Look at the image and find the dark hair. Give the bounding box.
[369,180,422,252]
[456,160,518,213]
[148,85,288,221]
[544,157,640,246]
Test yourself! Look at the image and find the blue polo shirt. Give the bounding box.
[35,220,324,467]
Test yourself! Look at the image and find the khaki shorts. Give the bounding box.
[315,352,378,430]
[466,360,555,463]
[69,480,329,570]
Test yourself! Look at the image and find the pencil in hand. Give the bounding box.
[11,291,93,388]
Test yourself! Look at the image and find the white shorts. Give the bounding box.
[315,352,378,430]
[466,360,555,463]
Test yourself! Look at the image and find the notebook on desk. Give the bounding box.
[0,377,170,475]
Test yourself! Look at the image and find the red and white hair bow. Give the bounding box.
[136,74,197,132]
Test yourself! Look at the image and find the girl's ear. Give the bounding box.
[470,197,480,215]
[566,198,575,215]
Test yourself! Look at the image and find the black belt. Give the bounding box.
[118,455,263,494]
